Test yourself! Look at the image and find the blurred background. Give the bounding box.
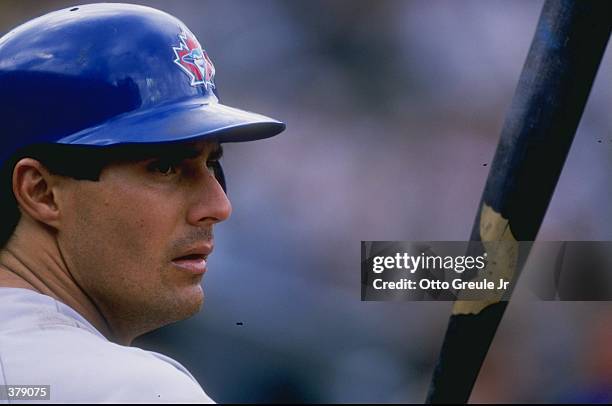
[1,0,610,403]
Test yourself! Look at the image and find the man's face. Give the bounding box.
[56,140,231,337]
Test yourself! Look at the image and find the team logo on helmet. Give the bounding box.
[172,31,216,90]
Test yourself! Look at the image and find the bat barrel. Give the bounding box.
[475,0,611,241]
[426,0,611,403]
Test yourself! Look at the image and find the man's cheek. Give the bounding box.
[108,210,168,265]
[100,187,178,258]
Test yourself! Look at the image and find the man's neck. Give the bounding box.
[0,217,115,341]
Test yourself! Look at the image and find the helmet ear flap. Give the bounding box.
[211,161,226,193]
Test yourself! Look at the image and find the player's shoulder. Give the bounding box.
[0,288,214,403]
[3,335,213,402]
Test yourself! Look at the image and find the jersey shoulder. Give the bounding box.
[0,330,212,403]
[0,311,213,403]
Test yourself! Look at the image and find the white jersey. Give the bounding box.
[0,287,215,403]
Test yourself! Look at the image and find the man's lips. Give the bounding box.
[172,255,207,274]
[171,246,212,275]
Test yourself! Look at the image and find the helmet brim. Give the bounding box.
[57,99,286,146]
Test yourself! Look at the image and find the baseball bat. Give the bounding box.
[425,0,611,403]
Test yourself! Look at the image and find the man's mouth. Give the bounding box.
[171,253,208,275]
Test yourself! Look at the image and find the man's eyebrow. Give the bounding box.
[141,143,223,161]
[174,144,223,161]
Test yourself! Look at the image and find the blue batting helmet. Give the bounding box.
[0,3,285,169]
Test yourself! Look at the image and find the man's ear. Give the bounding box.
[12,158,63,228]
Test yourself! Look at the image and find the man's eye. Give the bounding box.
[148,160,177,175]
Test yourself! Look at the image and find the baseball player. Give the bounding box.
[0,3,285,403]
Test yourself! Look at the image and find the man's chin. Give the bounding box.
[152,284,204,326]
[177,284,205,317]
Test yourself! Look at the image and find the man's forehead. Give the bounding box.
[147,140,219,158]
[106,140,222,161]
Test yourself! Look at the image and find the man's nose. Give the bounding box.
[186,169,232,226]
